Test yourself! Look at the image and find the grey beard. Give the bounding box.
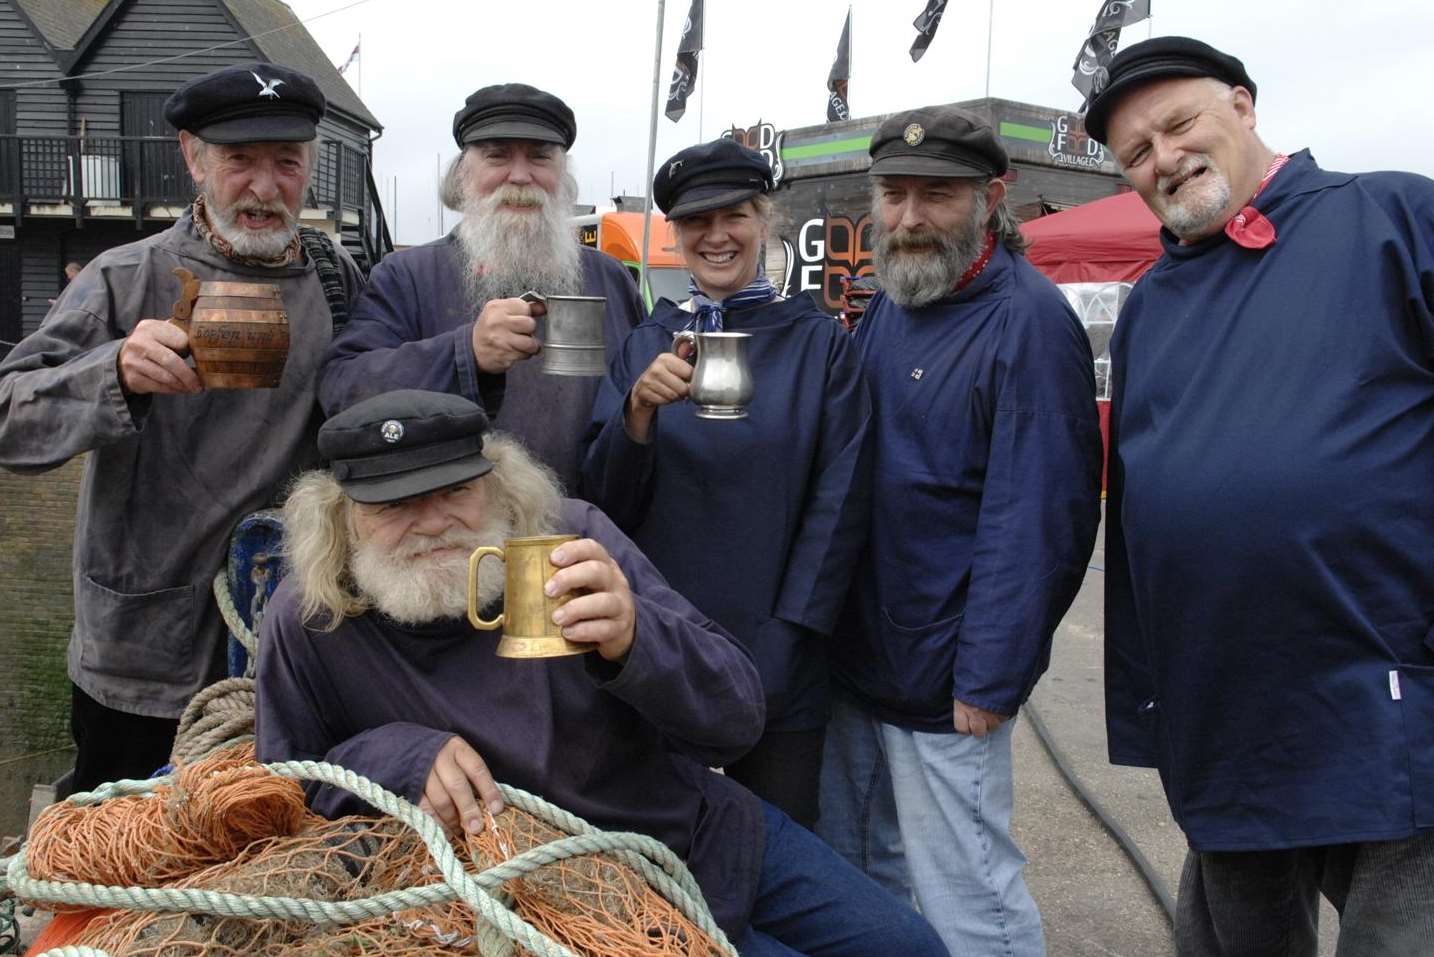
[874,196,988,309]
[457,190,584,309]
[350,520,513,626]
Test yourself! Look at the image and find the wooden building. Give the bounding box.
[0,0,392,352]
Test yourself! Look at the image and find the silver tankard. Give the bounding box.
[523,291,607,377]
[671,330,755,420]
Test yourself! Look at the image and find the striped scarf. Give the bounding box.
[686,275,778,332]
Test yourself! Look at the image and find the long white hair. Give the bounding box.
[282,433,563,631]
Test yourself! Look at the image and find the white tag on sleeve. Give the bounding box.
[1390,670,1403,701]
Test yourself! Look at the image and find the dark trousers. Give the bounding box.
[725,727,826,830]
[1176,830,1434,957]
[70,683,178,792]
[736,800,947,957]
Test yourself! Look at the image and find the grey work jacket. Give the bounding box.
[0,211,364,718]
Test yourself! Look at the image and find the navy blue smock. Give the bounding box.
[256,499,767,937]
[318,237,645,492]
[831,243,1103,731]
[1105,150,1434,851]
[581,295,872,731]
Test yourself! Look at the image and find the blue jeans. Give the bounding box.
[736,800,948,957]
[817,695,1044,957]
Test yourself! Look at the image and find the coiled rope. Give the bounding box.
[1,761,736,957]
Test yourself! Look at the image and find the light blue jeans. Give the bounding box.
[817,694,1045,957]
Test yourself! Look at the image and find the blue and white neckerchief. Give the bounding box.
[685,275,778,332]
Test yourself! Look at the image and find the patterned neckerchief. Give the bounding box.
[1223,153,1289,250]
[955,232,999,292]
[192,194,303,269]
[686,275,779,332]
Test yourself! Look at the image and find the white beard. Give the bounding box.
[350,518,513,626]
[203,182,299,260]
[1153,154,1233,242]
[457,182,584,307]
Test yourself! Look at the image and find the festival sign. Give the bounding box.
[723,121,786,186]
[777,210,875,310]
[1047,113,1108,169]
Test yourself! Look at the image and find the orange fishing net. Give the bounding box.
[23,746,725,957]
[25,743,311,903]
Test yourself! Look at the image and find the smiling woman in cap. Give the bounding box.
[580,138,873,830]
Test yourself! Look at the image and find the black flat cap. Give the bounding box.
[164,63,324,144]
[654,138,773,219]
[453,83,576,149]
[868,106,1008,179]
[1083,37,1256,145]
[318,390,494,505]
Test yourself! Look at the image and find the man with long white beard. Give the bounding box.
[818,106,1102,957]
[256,389,949,957]
[320,83,644,493]
[0,63,364,790]
[1086,37,1434,954]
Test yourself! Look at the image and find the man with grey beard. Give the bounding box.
[819,105,1102,957]
[0,63,364,790]
[320,83,644,494]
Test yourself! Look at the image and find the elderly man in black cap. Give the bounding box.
[816,105,1102,956]
[0,63,364,790]
[256,388,946,957]
[1088,36,1434,955]
[320,83,644,494]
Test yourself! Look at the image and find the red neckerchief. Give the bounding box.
[956,232,998,291]
[1224,153,1289,250]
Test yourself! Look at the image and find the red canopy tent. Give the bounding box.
[1020,190,1163,284]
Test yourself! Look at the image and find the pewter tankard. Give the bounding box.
[522,291,607,377]
[671,330,755,420]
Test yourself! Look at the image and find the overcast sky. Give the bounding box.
[287,0,1434,246]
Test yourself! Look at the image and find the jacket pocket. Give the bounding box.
[75,574,195,682]
[877,606,963,704]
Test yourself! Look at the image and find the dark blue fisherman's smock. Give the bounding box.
[256,499,767,937]
[319,237,644,492]
[581,295,872,731]
[1105,150,1434,850]
[831,244,1103,732]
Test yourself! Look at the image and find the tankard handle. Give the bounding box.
[165,266,202,356]
[467,546,506,631]
[671,329,698,363]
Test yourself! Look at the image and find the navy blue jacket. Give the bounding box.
[832,244,1102,731]
[1106,150,1434,851]
[319,237,644,493]
[581,295,872,731]
[256,499,766,938]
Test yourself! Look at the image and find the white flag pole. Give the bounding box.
[640,0,667,300]
[984,0,994,98]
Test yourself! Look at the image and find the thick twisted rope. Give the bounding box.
[170,677,256,765]
[4,760,737,957]
[213,567,257,674]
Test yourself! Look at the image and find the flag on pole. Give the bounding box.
[826,8,852,122]
[909,0,948,62]
[337,40,360,75]
[665,0,704,123]
[1072,1,1152,106]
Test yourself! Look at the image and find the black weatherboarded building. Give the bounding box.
[0,0,391,353]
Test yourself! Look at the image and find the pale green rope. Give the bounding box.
[213,568,257,677]
[2,760,737,957]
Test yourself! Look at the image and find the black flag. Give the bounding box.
[909,0,948,63]
[827,8,852,122]
[1072,0,1152,107]
[665,0,704,123]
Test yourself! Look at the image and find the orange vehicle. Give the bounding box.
[573,211,690,308]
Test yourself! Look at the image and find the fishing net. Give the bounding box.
[17,746,728,957]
